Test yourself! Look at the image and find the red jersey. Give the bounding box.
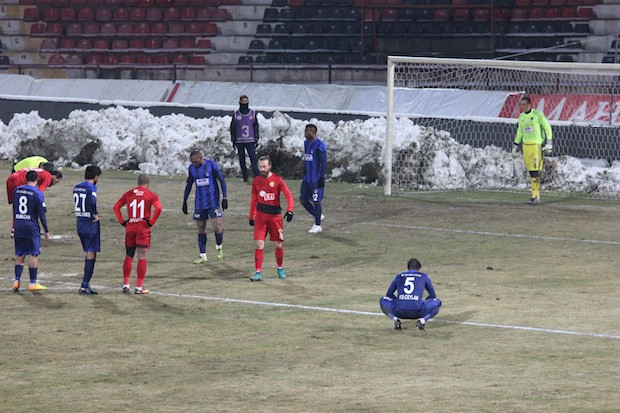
[9,168,53,191]
[250,173,294,219]
[113,186,162,228]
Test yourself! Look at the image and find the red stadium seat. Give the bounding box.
[577,8,595,19]
[43,7,60,21]
[203,22,217,35]
[129,38,145,48]
[144,38,161,48]
[86,54,102,65]
[382,9,398,22]
[112,39,129,48]
[205,0,221,5]
[434,9,450,21]
[185,22,202,34]
[511,8,528,21]
[46,22,63,35]
[473,8,490,21]
[23,8,40,21]
[515,0,531,6]
[168,22,185,34]
[173,0,189,5]
[545,7,561,19]
[151,55,168,64]
[172,54,189,64]
[113,7,130,20]
[157,0,174,5]
[83,22,100,34]
[532,0,549,5]
[123,0,140,5]
[76,38,93,49]
[196,38,211,49]
[549,0,564,4]
[454,9,470,21]
[93,39,109,49]
[179,38,194,48]
[162,39,179,49]
[363,9,379,22]
[119,54,135,64]
[151,22,168,33]
[134,22,150,33]
[52,0,71,6]
[71,0,88,5]
[139,0,155,5]
[101,55,118,65]
[179,7,196,20]
[212,8,228,21]
[189,0,206,4]
[221,0,237,4]
[95,8,112,21]
[104,0,123,5]
[451,0,466,5]
[493,8,510,21]
[196,8,213,21]
[30,23,47,35]
[59,7,76,20]
[65,54,83,64]
[189,55,205,64]
[40,38,58,50]
[48,54,66,64]
[164,7,180,20]
[135,55,151,64]
[59,38,76,48]
[146,8,163,21]
[100,22,116,34]
[117,22,134,34]
[528,8,545,20]
[561,7,577,19]
[289,0,304,6]
[78,7,95,20]
[66,22,82,35]
[130,7,146,21]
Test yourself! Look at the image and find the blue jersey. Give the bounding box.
[187,160,227,210]
[13,184,47,238]
[73,181,99,234]
[386,270,437,311]
[303,138,327,184]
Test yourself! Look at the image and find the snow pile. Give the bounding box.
[0,107,619,195]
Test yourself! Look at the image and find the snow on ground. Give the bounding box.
[0,107,619,195]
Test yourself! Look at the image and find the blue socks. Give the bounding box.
[29,267,38,284]
[214,231,223,246]
[198,233,207,254]
[14,264,24,281]
[82,259,95,288]
[314,203,322,225]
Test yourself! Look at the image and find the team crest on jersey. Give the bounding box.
[236,115,242,120]
[269,181,275,187]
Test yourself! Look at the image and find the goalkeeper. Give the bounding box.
[512,96,553,205]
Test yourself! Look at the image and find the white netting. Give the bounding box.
[385,57,620,198]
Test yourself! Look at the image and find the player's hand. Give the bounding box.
[145,219,152,227]
[182,202,188,215]
[44,232,51,241]
[318,177,325,188]
[512,144,519,155]
[284,211,293,222]
[221,198,228,210]
[92,214,100,223]
[542,141,553,155]
[121,219,128,227]
[249,219,255,227]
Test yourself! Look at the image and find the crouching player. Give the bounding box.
[380,258,442,330]
[12,170,50,292]
[113,173,162,295]
[249,156,294,282]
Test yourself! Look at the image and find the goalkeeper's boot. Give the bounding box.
[28,283,47,292]
[416,319,426,330]
[79,286,98,295]
[12,280,20,292]
[216,247,223,261]
[250,271,262,282]
[528,197,540,205]
[394,318,402,330]
[193,256,208,265]
[277,268,286,279]
[134,287,150,295]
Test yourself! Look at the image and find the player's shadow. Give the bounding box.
[432,310,477,329]
[138,295,188,315]
[89,295,130,315]
[19,292,65,310]
[316,234,359,247]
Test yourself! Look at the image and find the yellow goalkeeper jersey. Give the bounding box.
[13,156,48,171]
[515,109,552,145]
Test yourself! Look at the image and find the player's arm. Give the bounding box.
[148,194,163,226]
[514,116,523,145]
[38,194,50,234]
[183,172,193,204]
[249,182,258,221]
[317,144,327,187]
[386,277,398,298]
[38,172,52,191]
[214,163,228,200]
[90,189,100,221]
[424,276,437,300]
[253,113,259,142]
[113,193,127,225]
[230,116,237,145]
[539,112,552,142]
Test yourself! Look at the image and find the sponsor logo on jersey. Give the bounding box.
[259,190,275,201]
[196,178,210,186]
[133,189,144,196]
[524,127,533,133]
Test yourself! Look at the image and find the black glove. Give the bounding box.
[121,219,128,227]
[284,211,293,222]
[221,198,228,210]
[318,177,325,188]
[254,141,259,148]
[249,219,255,227]
[145,219,152,227]
[182,202,188,215]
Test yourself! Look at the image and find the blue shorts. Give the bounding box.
[79,231,101,253]
[300,181,324,203]
[15,236,41,257]
[193,207,223,221]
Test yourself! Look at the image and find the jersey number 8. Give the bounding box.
[18,196,29,214]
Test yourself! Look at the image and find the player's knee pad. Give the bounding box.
[529,170,539,178]
[126,246,136,258]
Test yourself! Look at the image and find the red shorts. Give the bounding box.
[254,211,284,242]
[6,176,20,204]
[125,225,151,248]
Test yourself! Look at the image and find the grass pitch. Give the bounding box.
[1,162,619,412]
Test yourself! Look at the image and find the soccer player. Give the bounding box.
[182,150,228,264]
[12,156,53,173]
[300,123,327,234]
[380,258,442,331]
[230,95,260,182]
[249,156,294,282]
[12,170,51,292]
[73,165,102,295]
[113,173,162,295]
[513,96,553,205]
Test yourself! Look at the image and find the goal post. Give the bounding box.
[385,56,620,197]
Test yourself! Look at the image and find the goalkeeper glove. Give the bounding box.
[249,219,255,227]
[284,211,293,222]
[318,177,325,188]
[182,201,188,215]
[512,144,519,155]
[221,198,228,210]
[542,141,553,155]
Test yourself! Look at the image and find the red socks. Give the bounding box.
[124,257,147,287]
[255,248,264,272]
[275,247,284,268]
[136,260,147,288]
[123,257,132,285]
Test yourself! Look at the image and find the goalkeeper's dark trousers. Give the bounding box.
[237,143,259,181]
[380,296,442,321]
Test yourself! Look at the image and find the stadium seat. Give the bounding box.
[65,54,83,64]
[515,0,530,5]
[398,9,415,21]
[130,7,146,20]
[23,7,39,21]
[60,38,76,49]
[185,22,202,34]
[119,54,135,64]
[100,22,116,34]
[95,8,113,21]
[140,0,156,6]
[43,7,60,21]
[59,7,76,21]
[46,23,63,35]
[249,39,265,52]
[528,8,545,20]
[473,8,489,21]
[434,9,450,21]
[454,9,470,21]
[602,55,616,63]
[549,0,564,4]
[128,38,145,48]
[164,7,180,20]
[256,23,272,36]
[66,22,82,35]
[171,54,189,64]
[268,39,284,50]
[83,22,100,35]
[117,22,134,34]
[263,8,278,22]
[136,55,151,64]
[161,38,178,49]
[179,7,196,20]
[40,38,58,50]
[76,39,93,49]
[190,0,206,4]
[145,38,161,48]
[101,55,118,65]
[145,8,163,21]
[524,22,539,32]
[196,8,213,21]
[134,22,150,34]
[93,39,109,49]
[78,7,95,20]
[280,8,295,20]
[196,38,212,49]
[238,55,253,65]
[561,7,577,19]
[168,22,184,34]
[179,38,194,48]
[86,54,102,65]
[574,23,590,34]
[150,22,166,33]
[205,0,221,5]
[382,8,398,22]
[577,8,594,19]
[48,54,66,64]
[493,8,510,21]
[212,8,228,21]
[189,55,205,64]
[544,7,561,19]
[511,8,527,20]
[113,7,129,20]
[112,39,129,49]
[203,23,218,35]
[531,0,548,5]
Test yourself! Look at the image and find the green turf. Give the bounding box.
[1,162,618,412]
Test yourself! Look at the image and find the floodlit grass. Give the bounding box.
[1,161,618,412]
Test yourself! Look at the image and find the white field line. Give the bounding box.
[360,222,620,245]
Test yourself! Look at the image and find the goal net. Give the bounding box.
[385,57,620,198]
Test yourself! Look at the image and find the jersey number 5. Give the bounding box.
[130,199,145,218]
[403,277,415,294]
